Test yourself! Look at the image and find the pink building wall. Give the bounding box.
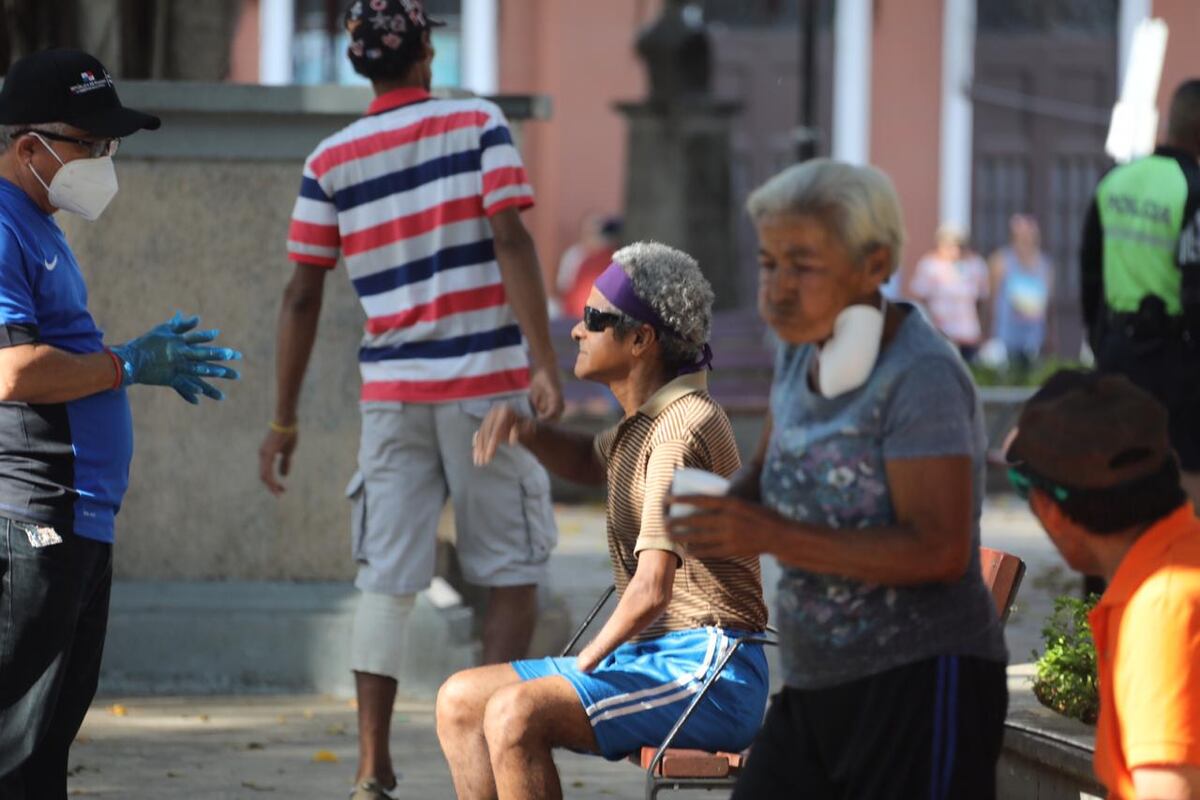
[227,1,1196,307]
[498,0,658,289]
[229,0,260,84]
[870,0,945,277]
[1157,0,1200,133]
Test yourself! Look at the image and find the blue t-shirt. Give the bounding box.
[763,305,1007,689]
[0,178,133,542]
[993,246,1050,357]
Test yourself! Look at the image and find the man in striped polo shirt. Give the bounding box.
[436,242,768,800]
[258,3,561,798]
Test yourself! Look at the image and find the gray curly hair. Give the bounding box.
[609,241,713,371]
[746,159,906,275]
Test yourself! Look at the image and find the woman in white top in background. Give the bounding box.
[908,222,990,361]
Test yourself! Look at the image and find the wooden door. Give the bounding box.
[972,0,1118,357]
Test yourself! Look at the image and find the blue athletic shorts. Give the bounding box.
[512,627,769,760]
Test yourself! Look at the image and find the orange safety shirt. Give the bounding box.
[1088,503,1200,799]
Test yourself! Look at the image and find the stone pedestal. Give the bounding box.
[999,670,1106,799]
[617,99,742,308]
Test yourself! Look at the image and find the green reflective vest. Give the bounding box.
[1096,154,1187,315]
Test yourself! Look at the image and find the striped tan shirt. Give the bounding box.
[594,372,768,641]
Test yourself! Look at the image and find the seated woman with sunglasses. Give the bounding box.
[435,242,769,800]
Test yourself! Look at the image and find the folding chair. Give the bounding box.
[979,546,1026,624]
[561,546,1026,799]
[559,586,776,799]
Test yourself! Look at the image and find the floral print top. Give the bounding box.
[763,306,1007,689]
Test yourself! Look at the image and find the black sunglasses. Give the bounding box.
[583,305,624,333]
[20,129,120,159]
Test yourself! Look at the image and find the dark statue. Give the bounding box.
[620,0,739,307]
[635,0,713,104]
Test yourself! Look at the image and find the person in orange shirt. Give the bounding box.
[1005,369,1200,800]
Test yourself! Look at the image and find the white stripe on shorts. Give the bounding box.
[589,633,732,725]
[584,629,723,719]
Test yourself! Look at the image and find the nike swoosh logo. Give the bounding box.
[44,255,58,271]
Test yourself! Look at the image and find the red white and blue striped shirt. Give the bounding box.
[287,87,535,403]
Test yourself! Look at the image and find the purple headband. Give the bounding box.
[594,262,714,374]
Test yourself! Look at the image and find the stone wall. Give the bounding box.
[63,158,365,581]
[57,82,548,581]
[999,680,1106,800]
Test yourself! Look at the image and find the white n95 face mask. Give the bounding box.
[28,134,118,222]
[815,295,887,398]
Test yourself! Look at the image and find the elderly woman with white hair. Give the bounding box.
[668,160,1009,799]
[435,242,769,800]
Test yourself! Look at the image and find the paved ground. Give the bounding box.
[69,499,1070,799]
[68,695,643,799]
[977,495,1081,663]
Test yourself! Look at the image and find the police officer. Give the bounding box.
[0,50,242,799]
[1082,78,1200,507]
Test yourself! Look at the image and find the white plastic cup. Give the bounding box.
[669,467,730,518]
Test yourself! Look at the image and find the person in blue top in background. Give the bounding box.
[0,49,242,800]
[988,213,1053,375]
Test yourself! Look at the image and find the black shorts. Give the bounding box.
[1096,331,1200,470]
[731,655,1008,800]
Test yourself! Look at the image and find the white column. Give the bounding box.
[1107,14,1167,162]
[832,0,872,165]
[461,0,499,95]
[939,0,976,230]
[259,0,294,85]
[1119,0,1153,88]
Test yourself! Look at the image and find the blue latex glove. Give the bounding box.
[111,312,243,404]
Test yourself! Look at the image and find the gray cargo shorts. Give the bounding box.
[347,397,558,594]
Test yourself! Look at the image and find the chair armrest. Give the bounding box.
[559,585,616,657]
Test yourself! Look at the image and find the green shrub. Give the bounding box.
[1031,593,1101,725]
[970,358,1084,387]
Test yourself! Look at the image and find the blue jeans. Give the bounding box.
[0,518,112,800]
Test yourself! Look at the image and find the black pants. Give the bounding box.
[1096,329,1200,470]
[731,656,1008,800]
[0,518,112,800]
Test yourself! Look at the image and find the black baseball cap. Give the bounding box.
[0,49,160,138]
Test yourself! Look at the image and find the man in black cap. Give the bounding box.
[0,49,243,799]
[1006,370,1200,799]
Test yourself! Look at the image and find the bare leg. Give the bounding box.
[355,671,398,788]
[436,664,525,800]
[481,584,537,665]
[1181,471,1200,510]
[483,676,598,800]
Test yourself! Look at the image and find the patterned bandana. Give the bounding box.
[344,0,443,67]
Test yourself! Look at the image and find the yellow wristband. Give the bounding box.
[269,421,298,435]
